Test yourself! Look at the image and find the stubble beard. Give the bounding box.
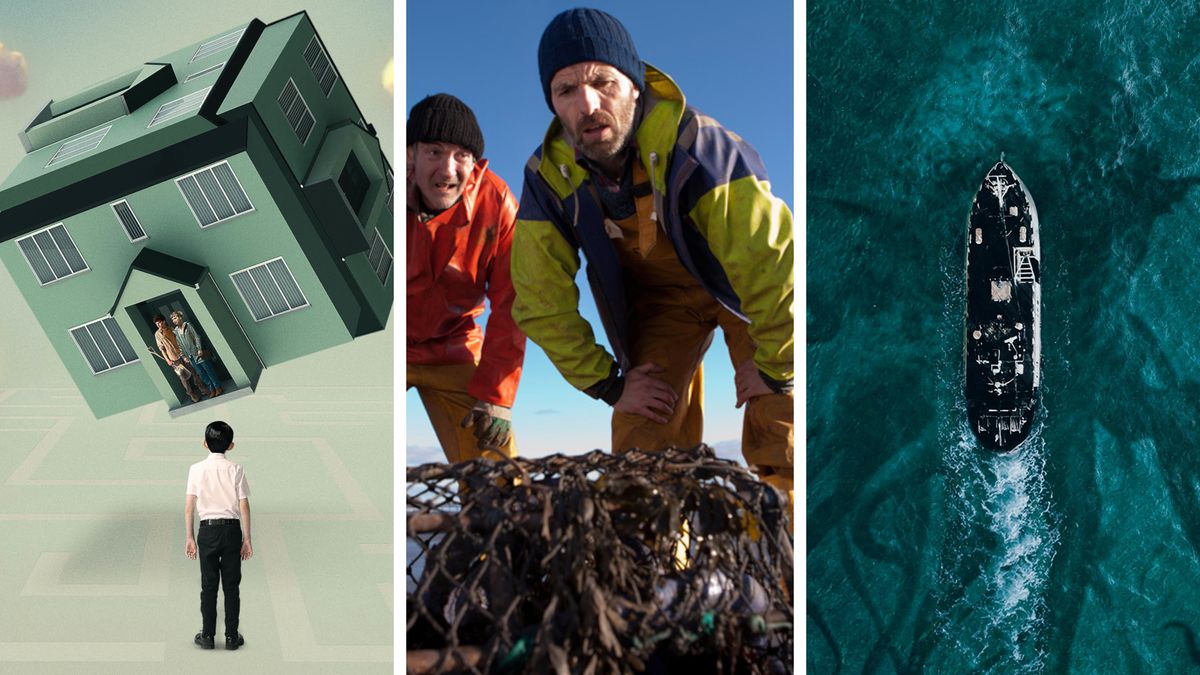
[574,101,637,167]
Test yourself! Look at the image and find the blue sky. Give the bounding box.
[404,1,794,462]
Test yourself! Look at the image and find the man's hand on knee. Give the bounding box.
[614,362,677,424]
[735,358,774,408]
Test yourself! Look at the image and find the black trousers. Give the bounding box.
[198,521,242,636]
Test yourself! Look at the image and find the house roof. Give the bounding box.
[0,20,264,210]
[107,248,208,317]
[0,117,249,244]
[0,11,392,245]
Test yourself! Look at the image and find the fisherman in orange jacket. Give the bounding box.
[406,94,526,463]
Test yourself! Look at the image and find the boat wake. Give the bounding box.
[925,159,1057,672]
[937,421,1060,672]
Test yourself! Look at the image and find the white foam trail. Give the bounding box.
[983,433,1058,639]
[940,422,1060,673]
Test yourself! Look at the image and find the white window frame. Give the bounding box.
[174,160,255,228]
[303,35,339,97]
[68,315,139,375]
[110,200,147,242]
[229,257,310,322]
[382,164,394,216]
[190,29,245,63]
[15,222,90,286]
[366,228,393,286]
[46,124,112,168]
[185,62,225,82]
[147,86,212,128]
[277,78,314,145]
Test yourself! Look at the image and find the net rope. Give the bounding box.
[406,444,793,674]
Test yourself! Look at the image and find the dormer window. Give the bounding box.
[190,29,245,63]
[46,125,112,167]
[148,87,211,128]
[185,62,225,82]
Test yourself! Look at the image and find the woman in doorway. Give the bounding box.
[172,310,223,398]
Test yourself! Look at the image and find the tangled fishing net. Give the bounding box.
[406,444,793,674]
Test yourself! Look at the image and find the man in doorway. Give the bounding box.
[512,9,794,502]
[150,314,208,402]
[171,310,223,398]
[406,93,526,462]
[184,421,252,650]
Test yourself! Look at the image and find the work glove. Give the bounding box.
[460,401,513,450]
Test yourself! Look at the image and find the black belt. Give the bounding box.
[200,518,239,526]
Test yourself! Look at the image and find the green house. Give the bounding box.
[0,12,393,418]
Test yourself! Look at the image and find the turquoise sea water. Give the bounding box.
[808,2,1200,672]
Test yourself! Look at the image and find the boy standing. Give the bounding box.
[184,421,253,650]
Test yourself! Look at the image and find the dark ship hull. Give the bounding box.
[964,160,1041,451]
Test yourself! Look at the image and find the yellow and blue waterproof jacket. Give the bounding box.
[511,64,794,399]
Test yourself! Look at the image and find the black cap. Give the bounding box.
[406,93,484,159]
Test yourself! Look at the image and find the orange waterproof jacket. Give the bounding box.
[406,159,525,407]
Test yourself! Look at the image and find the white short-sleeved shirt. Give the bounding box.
[186,453,251,520]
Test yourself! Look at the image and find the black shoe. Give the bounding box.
[194,633,214,649]
[225,633,244,650]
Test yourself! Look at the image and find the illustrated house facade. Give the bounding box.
[0,12,393,417]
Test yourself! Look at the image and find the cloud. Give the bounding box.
[0,42,28,100]
[381,57,393,96]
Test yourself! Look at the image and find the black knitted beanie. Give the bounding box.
[406,93,484,159]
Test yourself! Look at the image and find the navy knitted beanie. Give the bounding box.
[406,93,484,159]
[537,8,645,111]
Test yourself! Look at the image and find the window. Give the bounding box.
[16,223,88,285]
[148,87,211,127]
[277,78,315,144]
[384,166,394,215]
[366,229,392,286]
[303,36,338,96]
[111,200,147,242]
[46,125,112,167]
[70,316,138,374]
[185,62,225,82]
[176,160,254,228]
[230,257,309,321]
[191,29,245,63]
[338,152,370,217]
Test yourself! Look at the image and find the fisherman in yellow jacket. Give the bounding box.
[511,8,794,502]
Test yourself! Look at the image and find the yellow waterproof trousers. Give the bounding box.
[407,362,517,463]
[610,285,794,496]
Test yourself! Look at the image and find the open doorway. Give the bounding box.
[133,292,235,404]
